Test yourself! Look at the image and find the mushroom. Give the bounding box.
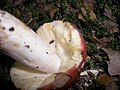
[0,10,86,90]
[0,10,61,73]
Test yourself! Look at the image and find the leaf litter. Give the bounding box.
[102,48,120,76]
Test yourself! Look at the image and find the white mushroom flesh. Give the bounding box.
[0,10,61,73]
[37,21,83,72]
[10,21,83,90]
[10,62,53,90]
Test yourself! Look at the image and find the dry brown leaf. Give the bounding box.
[79,0,97,20]
[103,6,119,32]
[97,74,114,85]
[53,73,71,88]
[103,20,118,30]
[105,82,119,90]
[78,13,84,21]
[93,35,105,46]
[89,10,97,20]
[49,8,58,18]
[102,48,120,76]
[81,7,87,16]
[83,0,93,10]
[109,26,119,33]
[14,0,25,6]
[100,36,113,43]
[80,7,97,20]
[104,7,113,20]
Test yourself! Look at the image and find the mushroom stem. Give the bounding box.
[0,10,61,73]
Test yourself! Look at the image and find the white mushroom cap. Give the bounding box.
[0,10,61,73]
[10,21,86,90]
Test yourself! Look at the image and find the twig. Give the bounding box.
[93,35,106,46]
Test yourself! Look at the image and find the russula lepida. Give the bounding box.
[0,10,86,90]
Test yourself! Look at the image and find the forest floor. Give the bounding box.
[0,0,120,90]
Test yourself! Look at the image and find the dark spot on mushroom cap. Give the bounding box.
[25,45,30,48]
[34,76,37,78]
[0,11,5,17]
[9,27,15,31]
[2,27,5,30]
[36,66,39,68]
[46,52,49,54]
[14,74,18,76]
[55,45,57,47]
[49,40,54,44]
[0,19,1,22]
[24,42,26,44]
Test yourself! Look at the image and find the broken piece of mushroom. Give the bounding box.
[0,10,61,73]
[10,21,86,90]
[0,10,86,90]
